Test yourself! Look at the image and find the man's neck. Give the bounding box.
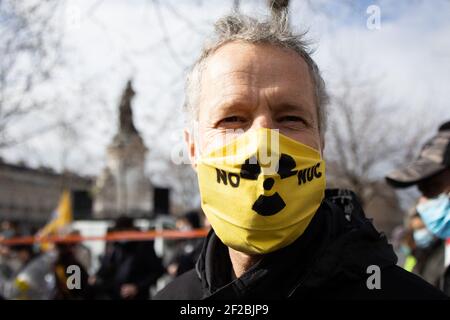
[228,247,263,279]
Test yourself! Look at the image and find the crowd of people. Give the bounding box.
[1,9,449,300]
[1,118,449,299]
[1,124,449,299]
[387,121,450,295]
[0,212,207,300]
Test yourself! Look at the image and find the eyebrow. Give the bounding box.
[211,99,257,116]
[209,97,317,124]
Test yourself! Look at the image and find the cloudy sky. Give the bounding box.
[1,0,449,198]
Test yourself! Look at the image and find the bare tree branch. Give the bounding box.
[325,55,433,209]
[152,0,188,69]
[0,0,64,148]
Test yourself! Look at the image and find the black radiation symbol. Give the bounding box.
[240,154,297,216]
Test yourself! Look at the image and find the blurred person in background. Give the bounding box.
[407,213,444,288]
[0,240,19,297]
[7,253,58,300]
[0,222,17,281]
[90,216,164,300]
[390,225,409,268]
[4,229,92,300]
[0,220,21,277]
[386,120,450,295]
[4,242,55,300]
[68,230,91,273]
[8,244,37,277]
[166,211,205,278]
[1,220,20,239]
[52,239,92,300]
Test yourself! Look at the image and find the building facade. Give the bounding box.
[0,160,92,227]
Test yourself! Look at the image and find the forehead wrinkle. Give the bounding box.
[199,42,317,122]
[202,42,313,91]
[201,68,261,116]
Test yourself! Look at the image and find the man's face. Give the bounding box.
[186,42,322,166]
[417,169,450,199]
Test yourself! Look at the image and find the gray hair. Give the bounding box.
[184,12,328,134]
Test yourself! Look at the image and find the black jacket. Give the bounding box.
[155,189,448,300]
[168,238,204,277]
[413,239,445,287]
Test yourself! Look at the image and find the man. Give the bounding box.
[406,213,445,289]
[386,120,450,295]
[155,13,447,299]
[53,241,91,300]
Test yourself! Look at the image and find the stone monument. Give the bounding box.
[94,80,152,218]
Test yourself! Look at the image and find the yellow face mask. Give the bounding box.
[197,128,326,255]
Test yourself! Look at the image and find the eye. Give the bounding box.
[216,116,247,127]
[277,115,306,123]
[222,116,246,123]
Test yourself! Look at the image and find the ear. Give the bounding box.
[184,127,197,170]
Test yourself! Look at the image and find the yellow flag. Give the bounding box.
[38,190,73,249]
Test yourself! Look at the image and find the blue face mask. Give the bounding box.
[416,193,450,239]
[413,228,435,248]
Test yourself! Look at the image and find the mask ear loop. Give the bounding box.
[315,122,325,159]
[317,137,324,160]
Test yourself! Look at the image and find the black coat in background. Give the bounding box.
[95,240,164,300]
